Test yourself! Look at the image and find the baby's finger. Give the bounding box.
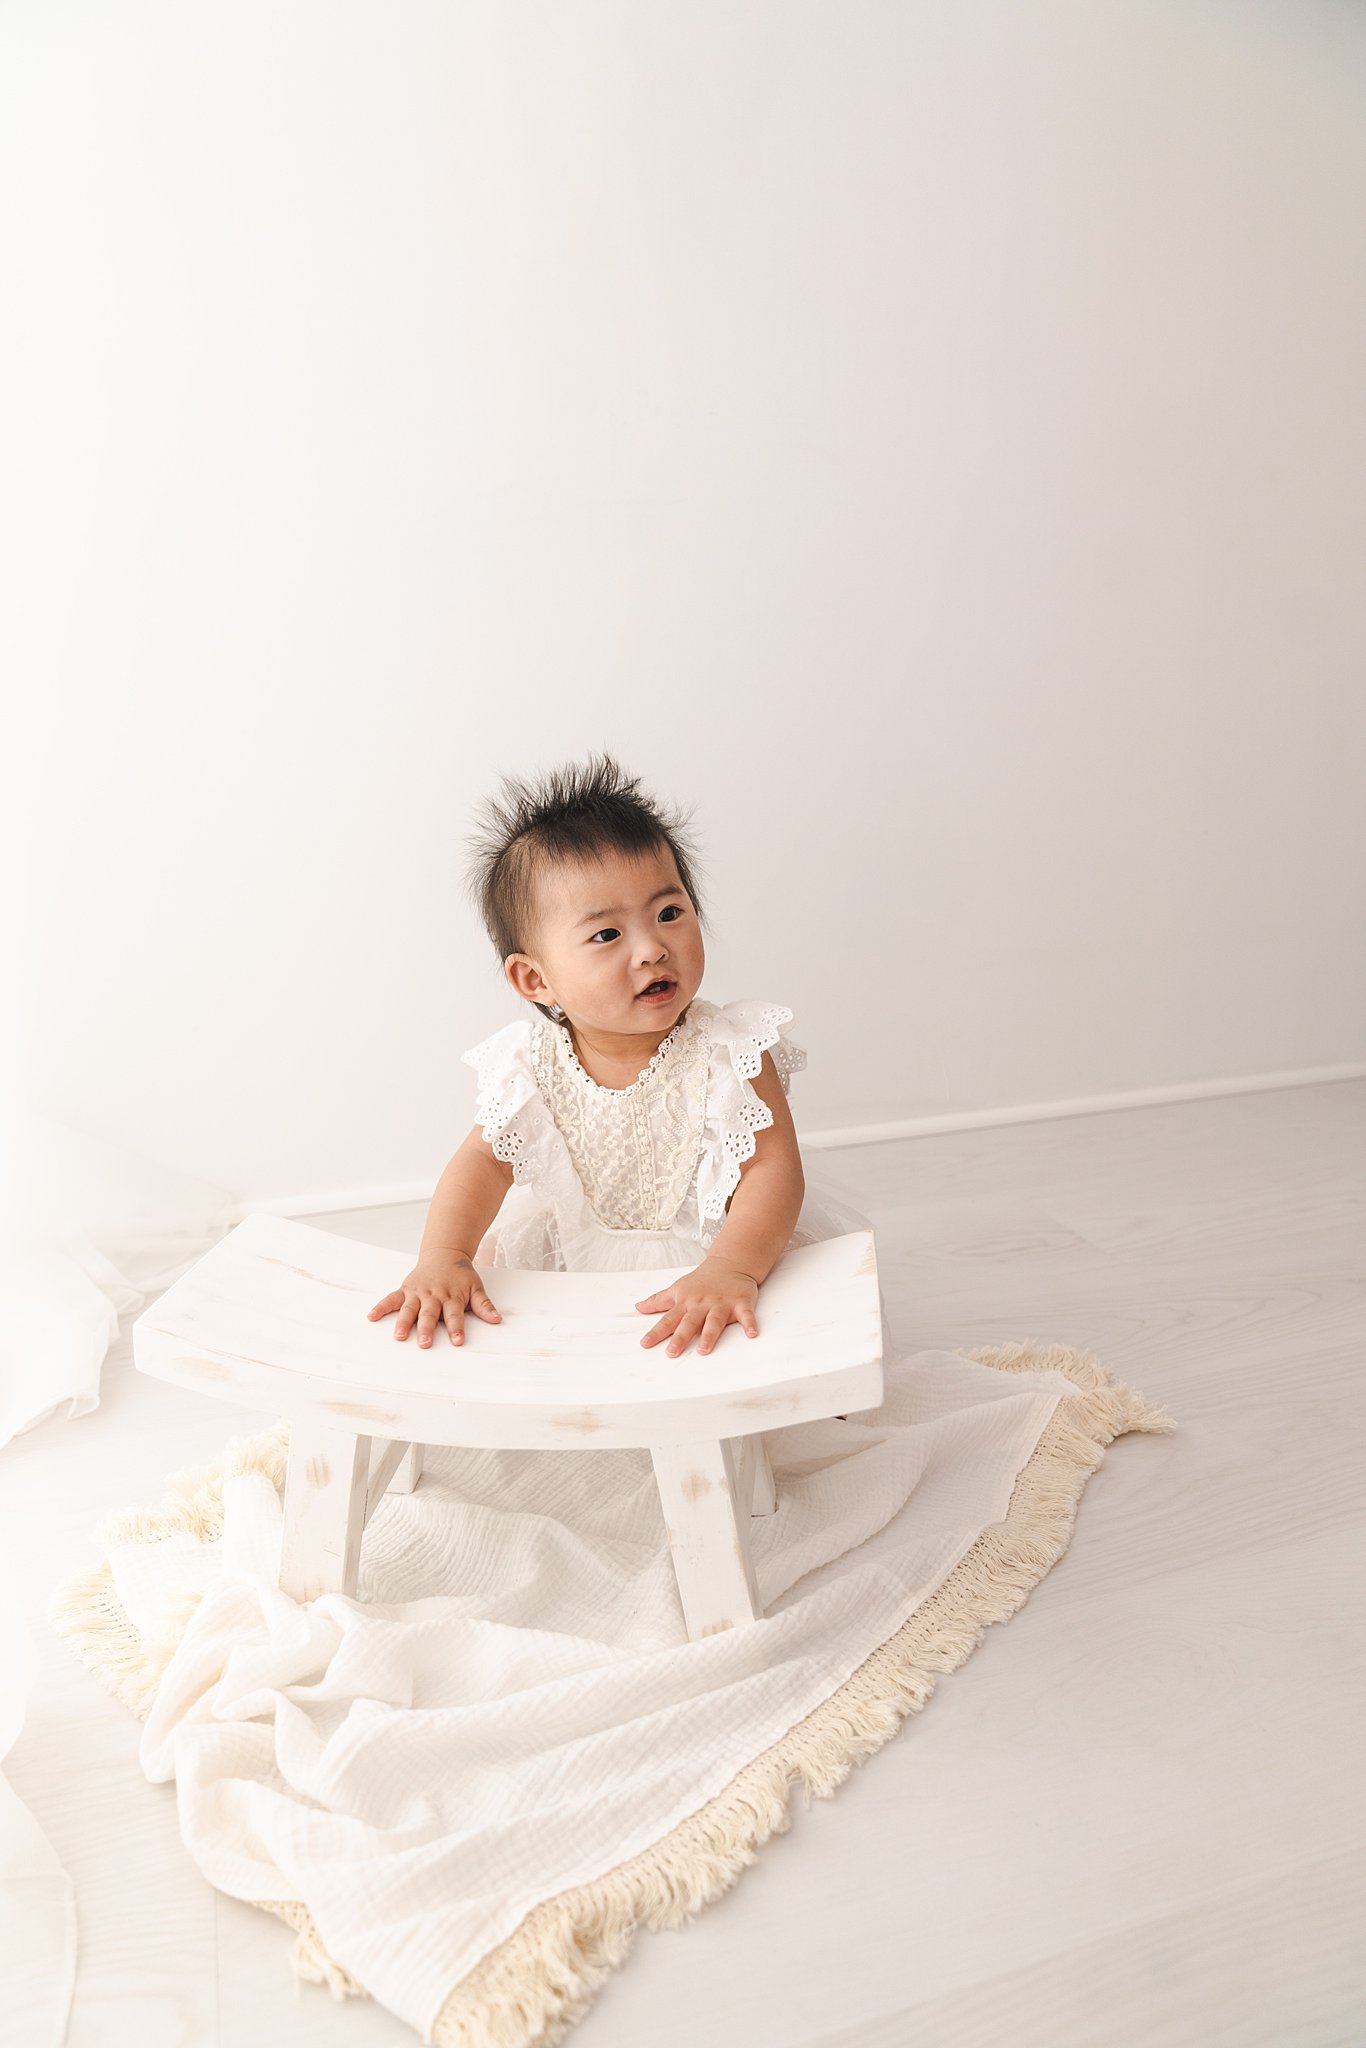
[665,1312,704,1358]
[443,1302,463,1345]
[696,1307,730,1356]
[368,1291,402,1319]
[416,1302,441,1347]
[636,1290,674,1312]
[640,1312,680,1349]
[472,1294,502,1322]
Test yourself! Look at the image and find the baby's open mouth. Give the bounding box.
[637,979,675,998]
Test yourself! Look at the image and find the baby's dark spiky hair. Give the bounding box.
[462,750,710,1019]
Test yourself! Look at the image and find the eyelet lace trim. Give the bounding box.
[698,1002,808,1227]
[464,1027,544,1186]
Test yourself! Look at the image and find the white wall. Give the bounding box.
[3,0,1363,1211]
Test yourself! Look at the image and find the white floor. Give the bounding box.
[4,1081,1363,2048]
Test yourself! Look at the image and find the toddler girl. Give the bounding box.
[368,751,882,1359]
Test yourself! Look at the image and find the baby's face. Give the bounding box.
[506,846,703,1036]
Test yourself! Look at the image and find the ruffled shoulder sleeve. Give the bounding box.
[459,1018,569,1191]
[694,999,808,1237]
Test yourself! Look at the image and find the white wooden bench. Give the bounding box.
[131,1213,885,1641]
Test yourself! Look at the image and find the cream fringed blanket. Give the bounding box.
[51,1342,1173,2047]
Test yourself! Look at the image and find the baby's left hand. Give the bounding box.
[636,1258,760,1356]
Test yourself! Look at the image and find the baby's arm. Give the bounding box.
[421,1126,515,1265]
[367,1127,514,1345]
[636,1052,806,1355]
[705,1049,806,1284]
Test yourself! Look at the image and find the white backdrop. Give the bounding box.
[3,0,1364,1223]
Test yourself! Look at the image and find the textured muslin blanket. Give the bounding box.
[54,1342,1173,2047]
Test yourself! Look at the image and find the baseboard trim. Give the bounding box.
[800,1058,1366,1152]
[234,1060,1366,1224]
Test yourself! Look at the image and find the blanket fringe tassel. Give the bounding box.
[48,1341,1174,2048]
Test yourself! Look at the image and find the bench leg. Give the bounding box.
[280,1418,371,1602]
[753,1435,776,1514]
[651,1438,764,1640]
[388,1441,424,1494]
[733,1432,777,1516]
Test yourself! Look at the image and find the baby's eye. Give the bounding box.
[589,905,685,943]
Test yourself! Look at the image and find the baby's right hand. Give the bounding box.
[367,1256,502,1348]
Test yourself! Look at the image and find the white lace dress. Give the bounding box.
[459,998,889,1348]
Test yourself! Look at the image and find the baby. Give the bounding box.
[368,751,866,1359]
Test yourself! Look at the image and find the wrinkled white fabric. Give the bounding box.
[129,1349,1075,2042]
[0,1098,238,2048]
[0,1096,238,1450]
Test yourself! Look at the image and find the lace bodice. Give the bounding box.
[460,997,807,1257]
[531,1006,712,1231]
